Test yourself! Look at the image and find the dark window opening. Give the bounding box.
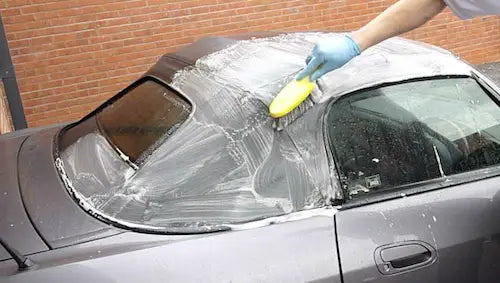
[327,78,500,199]
[97,79,191,164]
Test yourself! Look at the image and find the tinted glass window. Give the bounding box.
[327,78,500,199]
[97,80,191,163]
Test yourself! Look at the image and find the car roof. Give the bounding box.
[159,32,473,106]
[55,33,479,231]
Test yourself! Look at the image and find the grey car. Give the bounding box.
[2,32,500,283]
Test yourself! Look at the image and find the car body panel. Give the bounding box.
[336,174,500,282]
[0,133,48,261]
[2,216,341,283]
[18,127,122,249]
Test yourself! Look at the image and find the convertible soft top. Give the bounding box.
[156,32,472,104]
[58,32,476,232]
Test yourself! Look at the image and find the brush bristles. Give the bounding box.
[273,96,315,131]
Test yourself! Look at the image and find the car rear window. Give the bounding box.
[97,79,191,164]
[327,78,500,199]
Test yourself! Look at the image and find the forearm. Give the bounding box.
[351,0,446,51]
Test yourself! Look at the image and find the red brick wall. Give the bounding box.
[1,0,499,127]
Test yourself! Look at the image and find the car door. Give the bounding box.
[335,175,500,283]
[325,77,500,283]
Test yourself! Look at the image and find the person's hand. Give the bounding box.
[296,35,361,82]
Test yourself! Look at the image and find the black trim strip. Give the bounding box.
[0,14,26,130]
[334,214,345,283]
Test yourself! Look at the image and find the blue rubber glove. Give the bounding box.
[296,35,361,82]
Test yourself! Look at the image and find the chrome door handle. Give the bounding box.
[375,240,436,275]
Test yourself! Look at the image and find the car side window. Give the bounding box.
[326,78,500,199]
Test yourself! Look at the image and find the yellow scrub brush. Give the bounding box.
[269,76,315,118]
[269,76,316,131]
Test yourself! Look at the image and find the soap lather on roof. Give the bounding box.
[172,32,472,108]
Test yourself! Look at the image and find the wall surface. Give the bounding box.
[0,82,13,133]
[1,0,499,127]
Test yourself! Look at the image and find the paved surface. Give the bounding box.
[476,62,500,84]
